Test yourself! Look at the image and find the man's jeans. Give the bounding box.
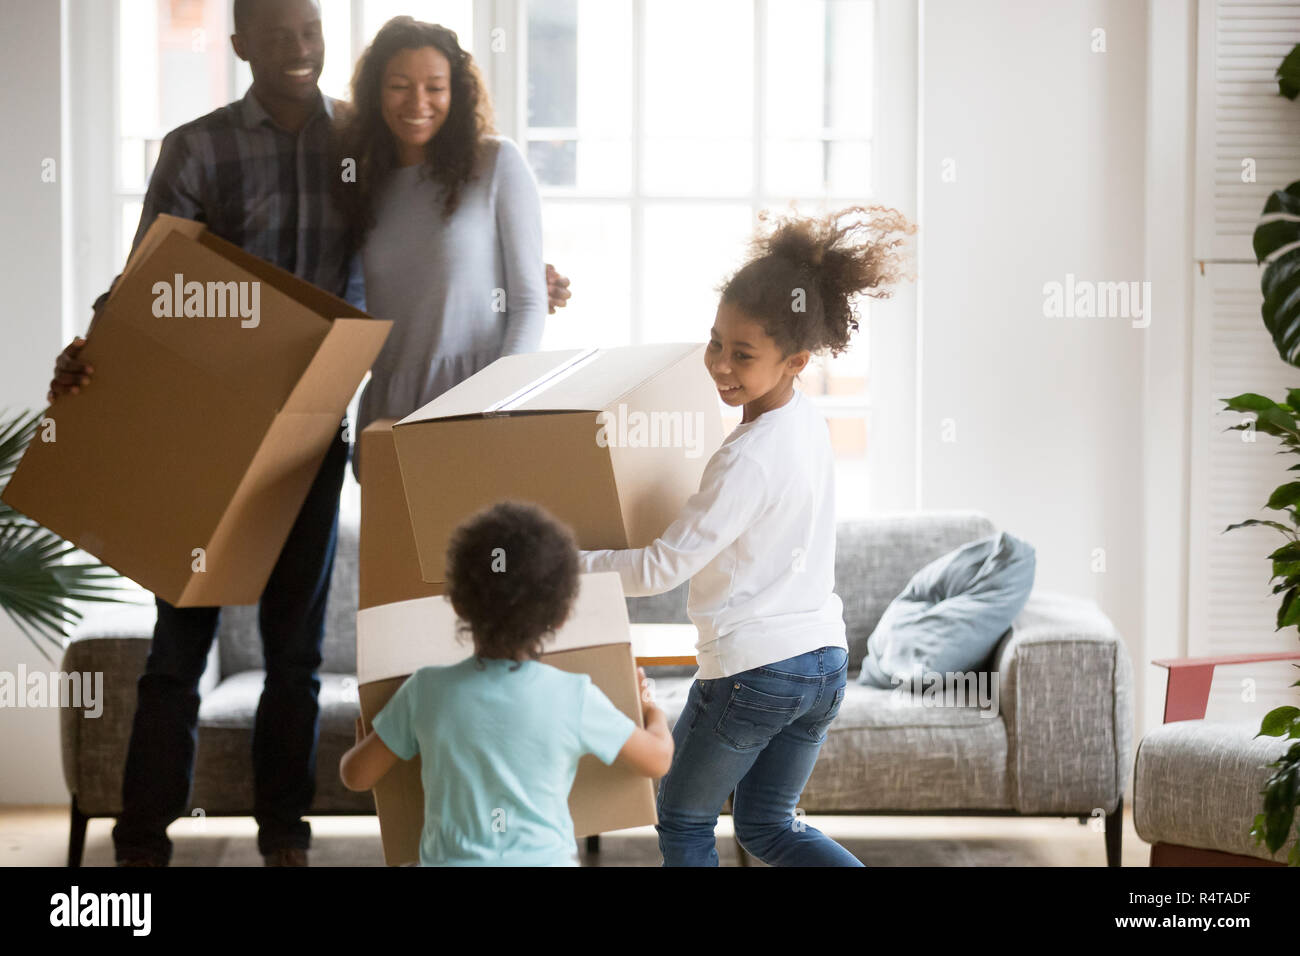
[656,645,863,867]
[111,425,349,863]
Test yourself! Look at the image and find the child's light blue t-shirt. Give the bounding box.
[371,655,638,866]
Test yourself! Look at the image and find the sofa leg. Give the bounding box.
[67,796,88,868]
[1105,796,1123,867]
[585,835,600,855]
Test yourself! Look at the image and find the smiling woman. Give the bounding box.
[336,17,549,483]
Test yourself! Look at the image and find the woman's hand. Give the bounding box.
[546,263,572,314]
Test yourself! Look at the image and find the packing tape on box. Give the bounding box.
[356,570,632,685]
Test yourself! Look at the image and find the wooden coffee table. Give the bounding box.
[629,623,698,666]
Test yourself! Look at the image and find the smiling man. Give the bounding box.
[46,0,567,869]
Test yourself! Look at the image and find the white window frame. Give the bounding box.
[67,0,919,510]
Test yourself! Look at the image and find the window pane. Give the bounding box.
[643,0,752,195]
[641,204,754,343]
[538,203,632,350]
[766,139,871,196]
[319,0,353,101]
[527,0,632,192]
[362,0,474,49]
[764,0,873,195]
[119,0,230,188]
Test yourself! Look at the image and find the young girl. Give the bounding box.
[579,204,916,867]
[340,500,673,866]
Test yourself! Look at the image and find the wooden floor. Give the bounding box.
[0,804,1151,866]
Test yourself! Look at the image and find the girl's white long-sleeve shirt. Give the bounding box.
[577,386,848,679]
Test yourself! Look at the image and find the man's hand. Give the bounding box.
[546,263,571,315]
[48,337,94,404]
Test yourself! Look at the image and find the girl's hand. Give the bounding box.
[636,666,660,724]
[354,716,366,746]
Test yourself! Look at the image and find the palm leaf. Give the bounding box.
[0,408,138,663]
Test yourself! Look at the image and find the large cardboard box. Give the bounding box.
[2,214,390,607]
[357,421,657,866]
[390,343,723,584]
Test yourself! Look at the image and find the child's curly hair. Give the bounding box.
[719,204,917,359]
[445,500,580,670]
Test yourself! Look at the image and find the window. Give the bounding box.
[522,0,877,514]
[101,0,900,517]
[113,0,475,266]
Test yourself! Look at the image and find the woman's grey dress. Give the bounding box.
[352,135,547,481]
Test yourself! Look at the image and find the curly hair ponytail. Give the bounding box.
[719,204,917,358]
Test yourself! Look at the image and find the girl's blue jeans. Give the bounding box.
[655,644,864,867]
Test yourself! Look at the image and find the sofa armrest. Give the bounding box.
[1151,652,1300,723]
[60,604,155,811]
[991,589,1134,814]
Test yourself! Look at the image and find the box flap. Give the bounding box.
[396,349,595,424]
[511,342,704,414]
[283,318,392,414]
[179,411,342,606]
[356,571,629,685]
[114,214,207,295]
[359,420,443,610]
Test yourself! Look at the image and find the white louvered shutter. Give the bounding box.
[1189,0,1300,718]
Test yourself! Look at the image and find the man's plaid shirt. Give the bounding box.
[96,87,363,311]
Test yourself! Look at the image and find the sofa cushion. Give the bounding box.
[834,512,997,672]
[652,675,1010,811]
[190,670,371,813]
[1133,719,1298,863]
[626,511,999,677]
[858,531,1035,688]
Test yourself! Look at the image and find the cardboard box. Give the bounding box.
[357,420,657,865]
[2,215,390,607]
[390,343,723,584]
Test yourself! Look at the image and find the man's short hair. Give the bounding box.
[232,0,257,35]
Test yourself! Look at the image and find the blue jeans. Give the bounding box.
[656,645,863,867]
[111,424,349,862]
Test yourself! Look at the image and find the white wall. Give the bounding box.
[917,0,1150,785]
[0,0,71,802]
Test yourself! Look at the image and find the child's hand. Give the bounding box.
[636,666,662,725]
[354,716,365,746]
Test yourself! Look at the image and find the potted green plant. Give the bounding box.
[0,409,131,664]
[1214,42,1300,867]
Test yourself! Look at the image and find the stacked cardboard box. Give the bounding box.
[357,421,660,865]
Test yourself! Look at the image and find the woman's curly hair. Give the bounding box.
[718,204,918,359]
[445,501,580,670]
[336,16,495,244]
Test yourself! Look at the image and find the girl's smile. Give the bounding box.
[707,300,809,423]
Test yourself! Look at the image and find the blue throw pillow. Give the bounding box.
[857,531,1035,688]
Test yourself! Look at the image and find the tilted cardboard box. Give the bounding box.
[1,214,390,606]
[390,343,723,585]
[357,420,657,866]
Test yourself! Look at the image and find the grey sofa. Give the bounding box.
[61,508,1134,865]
